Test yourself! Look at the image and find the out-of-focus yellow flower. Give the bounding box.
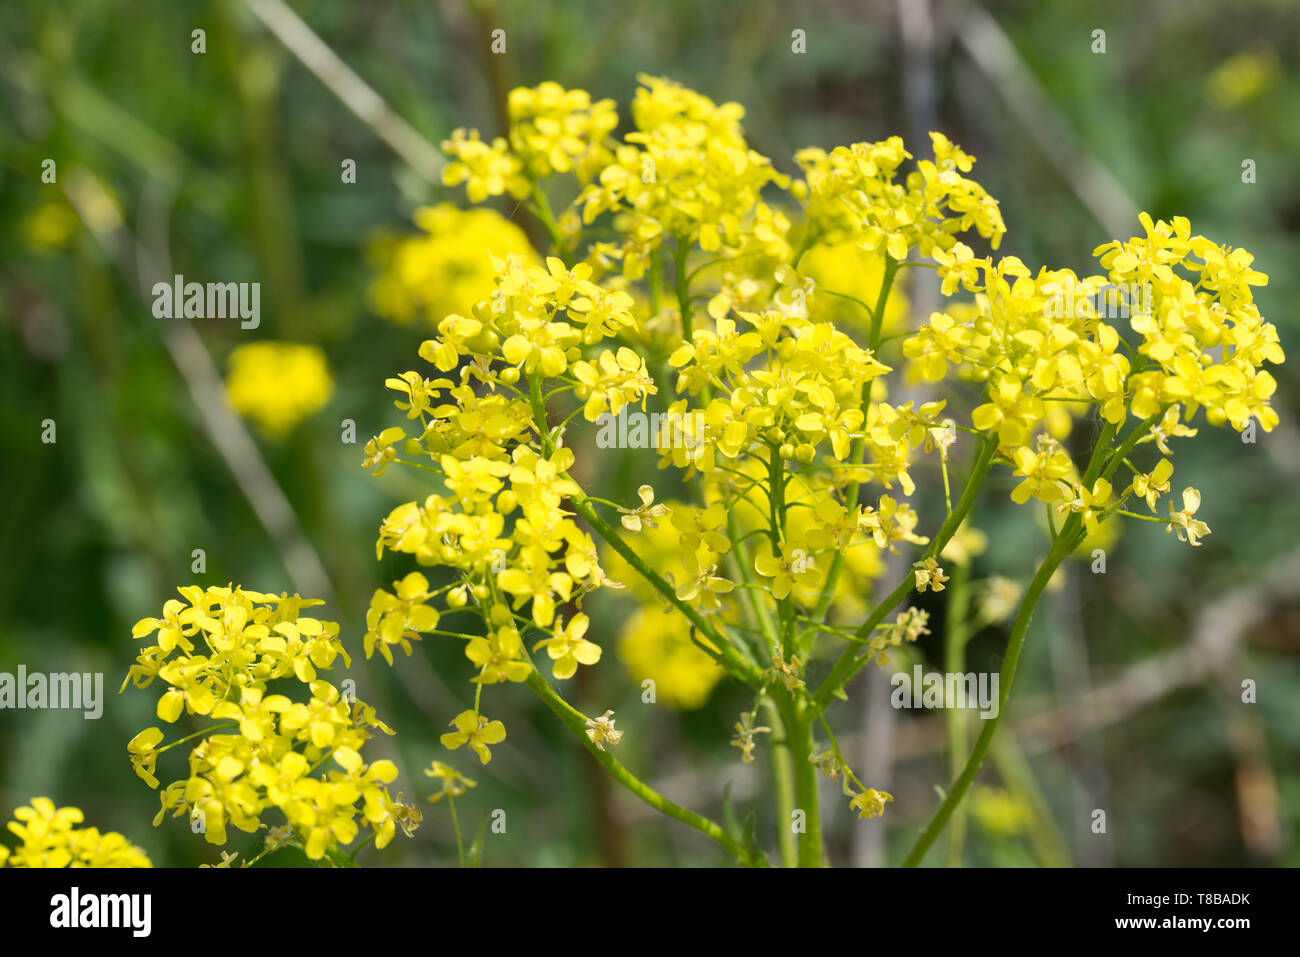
[2,798,151,868]
[912,557,948,593]
[617,608,725,710]
[441,129,530,203]
[1206,49,1278,109]
[507,81,618,183]
[424,761,475,803]
[225,341,333,439]
[368,204,538,327]
[802,241,909,337]
[24,201,80,251]
[971,786,1031,836]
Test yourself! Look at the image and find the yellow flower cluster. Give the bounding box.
[363,75,1284,843]
[899,211,1282,536]
[1,798,151,868]
[122,585,416,861]
[225,341,334,439]
[796,131,1006,261]
[441,81,617,203]
[576,75,789,269]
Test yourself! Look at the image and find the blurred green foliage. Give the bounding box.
[1,0,1297,866]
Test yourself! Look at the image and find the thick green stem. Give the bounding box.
[674,238,693,341]
[729,509,779,657]
[761,696,797,867]
[868,253,900,352]
[526,668,762,865]
[785,696,824,866]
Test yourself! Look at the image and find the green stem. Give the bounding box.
[448,794,464,867]
[761,696,797,867]
[869,253,900,352]
[528,181,566,258]
[525,669,763,865]
[729,509,779,657]
[900,416,1120,866]
[944,560,971,867]
[674,237,693,341]
[814,432,999,708]
[570,495,762,686]
[786,696,824,867]
[900,535,1067,867]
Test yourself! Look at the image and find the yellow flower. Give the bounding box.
[619,484,670,532]
[440,129,529,203]
[225,342,333,439]
[1056,477,1112,538]
[368,204,538,327]
[584,710,623,751]
[127,728,165,788]
[1167,487,1211,546]
[616,608,725,710]
[533,613,601,680]
[441,710,507,765]
[1130,459,1174,512]
[507,81,619,182]
[124,586,408,862]
[912,558,948,593]
[754,541,820,601]
[424,761,476,804]
[848,788,894,820]
[3,798,151,868]
[466,616,532,684]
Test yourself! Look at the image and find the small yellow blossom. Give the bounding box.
[424,761,476,804]
[1167,487,1211,546]
[441,710,507,765]
[849,788,894,820]
[912,558,948,593]
[584,710,623,751]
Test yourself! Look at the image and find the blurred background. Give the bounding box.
[1,0,1298,867]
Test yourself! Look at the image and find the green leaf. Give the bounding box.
[466,811,490,868]
[740,812,770,868]
[721,780,744,842]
